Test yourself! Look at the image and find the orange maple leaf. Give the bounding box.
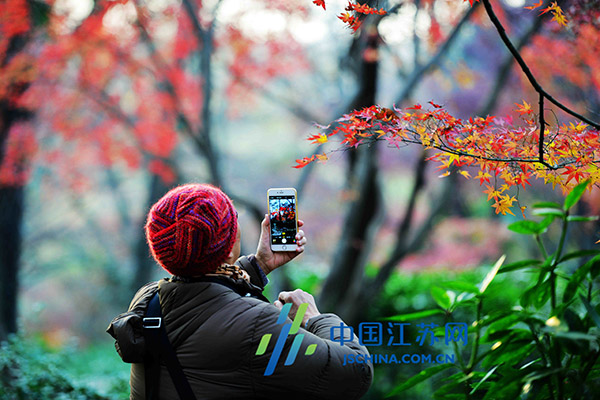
[483,184,501,201]
[515,100,533,115]
[524,0,543,10]
[492,195,517,216]
[539,2,568,26]
[475,170,492,184]
[293,155,315,169]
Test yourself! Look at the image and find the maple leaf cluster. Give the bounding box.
[339,2,386,32]
[296,103,600,216]
[525,1,568,27]
[312,1,386,33]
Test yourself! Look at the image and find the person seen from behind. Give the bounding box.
[108,183,373,399]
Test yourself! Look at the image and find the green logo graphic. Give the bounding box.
[255,303,317,376]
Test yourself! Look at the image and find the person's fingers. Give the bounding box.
[296,234,307,245]
[278,291,291,304]
[297,219,304,227]
[273,300,283,309]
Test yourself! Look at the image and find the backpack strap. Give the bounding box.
[143,291,197,400]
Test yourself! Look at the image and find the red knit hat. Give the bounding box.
[145,184,238,276]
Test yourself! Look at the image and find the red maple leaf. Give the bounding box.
[313,0,326,10]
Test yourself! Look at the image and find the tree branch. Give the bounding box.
[481,0,600,129]
[480,2,546,115]
[395,2,479,104]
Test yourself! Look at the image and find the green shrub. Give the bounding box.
[387,181,600,399]
[0,336,128,400]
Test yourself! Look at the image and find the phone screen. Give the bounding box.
[269,194,297,246]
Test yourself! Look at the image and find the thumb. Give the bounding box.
[273,300,284,310]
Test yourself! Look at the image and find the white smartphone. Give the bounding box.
[267,188,298,252]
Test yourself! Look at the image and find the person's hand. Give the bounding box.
[255,214,306,275]
[274,289,320,327]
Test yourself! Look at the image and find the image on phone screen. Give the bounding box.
[269,195,296,245]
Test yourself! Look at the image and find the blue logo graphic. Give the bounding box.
[255,303,317,376]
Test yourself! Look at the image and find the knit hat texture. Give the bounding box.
[145,184,238,276]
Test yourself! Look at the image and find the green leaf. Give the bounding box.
[386,364,454,397]
[384,309,444,322]
[482,341,535,369]
[563,180,590,211]
[508,220,543,235]
[532,208,564,217]
[521,279,551,309]
[498,259,542,274]
[579,294,600,329]
[485,328,531,343]
[481,378,523,400]
[439,281,480,294]
[524,367,564,383]
[482,314,532,342]
[470,365,499,394]
[538,215,555,231]
[563,255,600,303]
[532,201,562,209]
[479,255,506,294]
[559,249,600,264]
[431,286,452,310]
[553,332,598,341]
[563,308,585,332]
[567,215,600,222]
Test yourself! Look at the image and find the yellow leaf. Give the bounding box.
[316,134,328,144]
[315,153,328,162]
[459,170,471,179]
[483,184,501,201]
[492,195,516,216]
[448,153,460,165]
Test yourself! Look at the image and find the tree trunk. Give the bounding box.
[0,27,35,341]
[0,185,24,341]
[319,23,382,314]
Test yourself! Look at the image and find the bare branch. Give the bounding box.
[481,0,600,129]
[395,2,479,104]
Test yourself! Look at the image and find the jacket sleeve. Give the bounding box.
[249,304,373,400]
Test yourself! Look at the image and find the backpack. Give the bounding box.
[106,280,196,399]
[106,280,158,363]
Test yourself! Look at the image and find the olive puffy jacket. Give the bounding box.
[114,256,373,400]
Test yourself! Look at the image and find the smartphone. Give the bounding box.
[267,188,298,252]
